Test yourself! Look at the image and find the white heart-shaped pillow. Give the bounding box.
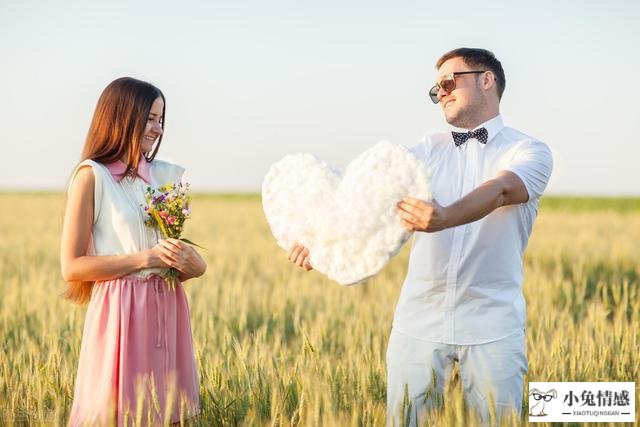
[262,141,431,285]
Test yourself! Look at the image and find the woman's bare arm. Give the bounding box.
[60,166,168,282]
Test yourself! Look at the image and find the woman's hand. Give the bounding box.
[288,243,313,271]
[143,244,173,269]
[156,238,207,281]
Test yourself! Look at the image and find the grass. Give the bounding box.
[0,194,638,426]
[540,197,640,213]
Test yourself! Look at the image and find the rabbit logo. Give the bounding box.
[529,388,558,416]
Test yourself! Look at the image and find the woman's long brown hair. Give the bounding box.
[64,77,166,304]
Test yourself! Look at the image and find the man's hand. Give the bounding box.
[396,197,451,232]
[288,243,313,271]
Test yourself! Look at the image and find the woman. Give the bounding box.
[61,77,206,425]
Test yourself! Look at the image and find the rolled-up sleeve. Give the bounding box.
[505,140,553,200]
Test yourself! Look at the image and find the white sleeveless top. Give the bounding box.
[67,159,186,278]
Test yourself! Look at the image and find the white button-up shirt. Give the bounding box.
[392,114,553,344]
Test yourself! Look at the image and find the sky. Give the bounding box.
[1,0,639,195]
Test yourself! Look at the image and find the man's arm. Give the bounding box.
[396,170,529,232]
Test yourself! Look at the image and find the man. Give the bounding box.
[288,47,553,425]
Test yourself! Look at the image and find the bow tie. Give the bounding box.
[452,127,489,146]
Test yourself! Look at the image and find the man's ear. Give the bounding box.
[482,71,495,90]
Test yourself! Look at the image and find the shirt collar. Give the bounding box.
[473,114,504,144]
[104,156,152,184]
[450,113,504,145]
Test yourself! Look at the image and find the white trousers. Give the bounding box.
[386,328,527,426]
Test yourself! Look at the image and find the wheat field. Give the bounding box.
[0,193,638,426]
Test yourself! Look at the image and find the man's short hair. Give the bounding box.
[436,48,506,100]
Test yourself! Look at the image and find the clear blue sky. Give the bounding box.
[1,0,639,195]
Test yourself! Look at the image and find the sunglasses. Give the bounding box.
[428,70,487,104]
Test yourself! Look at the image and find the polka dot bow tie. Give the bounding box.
[451,127,489,147]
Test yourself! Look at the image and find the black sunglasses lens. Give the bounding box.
[428,86,440,104]
[441,77,456,93]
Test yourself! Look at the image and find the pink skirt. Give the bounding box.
[68,275,200,426]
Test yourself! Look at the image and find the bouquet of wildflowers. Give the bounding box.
[142,182,200,289]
